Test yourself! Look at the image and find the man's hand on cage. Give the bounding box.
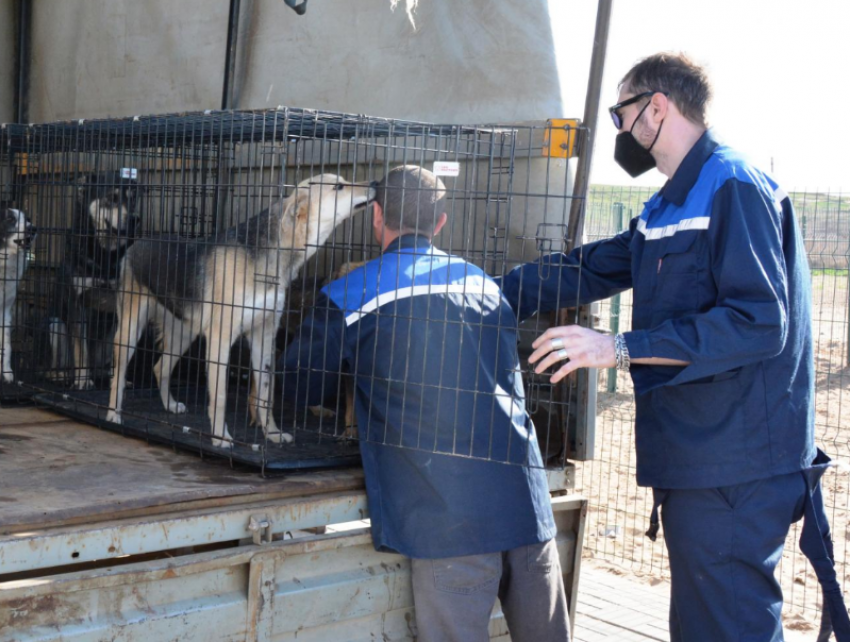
[529,325,616,384]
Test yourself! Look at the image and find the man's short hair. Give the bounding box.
[620,52,712,127]
[375,165,447,235]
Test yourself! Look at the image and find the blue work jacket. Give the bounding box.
[498,130,816,489]
[281,234,556,558]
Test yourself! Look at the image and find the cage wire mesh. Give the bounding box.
[577,185,850,622]
[0,109,587,473]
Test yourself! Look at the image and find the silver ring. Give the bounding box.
[557,349,569,360]
[551,337,564,350]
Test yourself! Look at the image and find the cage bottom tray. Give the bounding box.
[0,385,34,405]
[33,386,361,472]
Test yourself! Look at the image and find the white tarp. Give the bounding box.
[25,0,563,123]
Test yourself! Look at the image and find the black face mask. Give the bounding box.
[614,101,663,178]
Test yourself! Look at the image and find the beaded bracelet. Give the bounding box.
[615,333,631,371]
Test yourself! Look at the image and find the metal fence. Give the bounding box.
[574,185,850,619]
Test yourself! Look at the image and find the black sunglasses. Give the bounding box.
[608,91,667,130]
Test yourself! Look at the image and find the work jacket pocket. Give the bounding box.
[654,232,702,313]
[649,364,770,471]
[431,553,502,595]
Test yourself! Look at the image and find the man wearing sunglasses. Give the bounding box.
[497,52,849,641]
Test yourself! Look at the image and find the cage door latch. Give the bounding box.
[248,515,273,545]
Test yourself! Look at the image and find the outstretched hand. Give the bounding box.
[529,325,616,384]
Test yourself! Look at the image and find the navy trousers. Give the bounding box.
[660,471,807,642]
[653,450,850,642]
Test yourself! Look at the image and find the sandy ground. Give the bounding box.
[573,273,850,627]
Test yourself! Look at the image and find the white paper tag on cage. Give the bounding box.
[120,167,138,180]
[432,161,460,177]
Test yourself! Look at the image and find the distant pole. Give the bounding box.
[846,205,850,367]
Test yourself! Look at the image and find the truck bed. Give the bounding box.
[0,405,584,641]
[0,405,365,534]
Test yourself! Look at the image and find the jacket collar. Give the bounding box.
[385,233,434,254]
[661,129,720,206]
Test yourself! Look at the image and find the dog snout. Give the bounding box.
[14,223,37,247]
[124,215,141,237]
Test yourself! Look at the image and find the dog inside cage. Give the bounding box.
[47,170,142,390]
[0,208,36,384]
[0,110,584,472]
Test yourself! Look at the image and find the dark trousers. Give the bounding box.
[410,538,570,642]
[660,471,807,642]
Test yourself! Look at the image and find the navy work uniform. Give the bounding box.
[281,234,569,641]
[498,130,850,641]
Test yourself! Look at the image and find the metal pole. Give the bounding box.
[607,202,624,392]
[565,0,613,253]
[14,0,31,124]
[554,0,614,461]
[221,0,242,110]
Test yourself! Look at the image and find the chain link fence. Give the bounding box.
[574,185,850,620]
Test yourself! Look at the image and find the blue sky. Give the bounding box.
[549,0,848,191]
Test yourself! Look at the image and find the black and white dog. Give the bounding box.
[1,209,36,383]
[54,171,140,389]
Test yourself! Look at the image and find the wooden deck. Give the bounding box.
[574,562,671,641]
[574,560,819,641]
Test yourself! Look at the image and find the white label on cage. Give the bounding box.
[432,161,460,177]
[120,168,138,180]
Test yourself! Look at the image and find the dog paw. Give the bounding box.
[75,378,95,391]
[266,429,294,444]
[336,426,359,442]
[211,424,234,449]
[1,371,13,384]
[105,410,122,425]
[309,405,336,419]
[167,401,187,414]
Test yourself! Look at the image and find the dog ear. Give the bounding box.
[296,192,311,222]
[280,188,312,249]
[283,188,311,222]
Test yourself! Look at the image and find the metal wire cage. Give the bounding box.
[0,109,587,472]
